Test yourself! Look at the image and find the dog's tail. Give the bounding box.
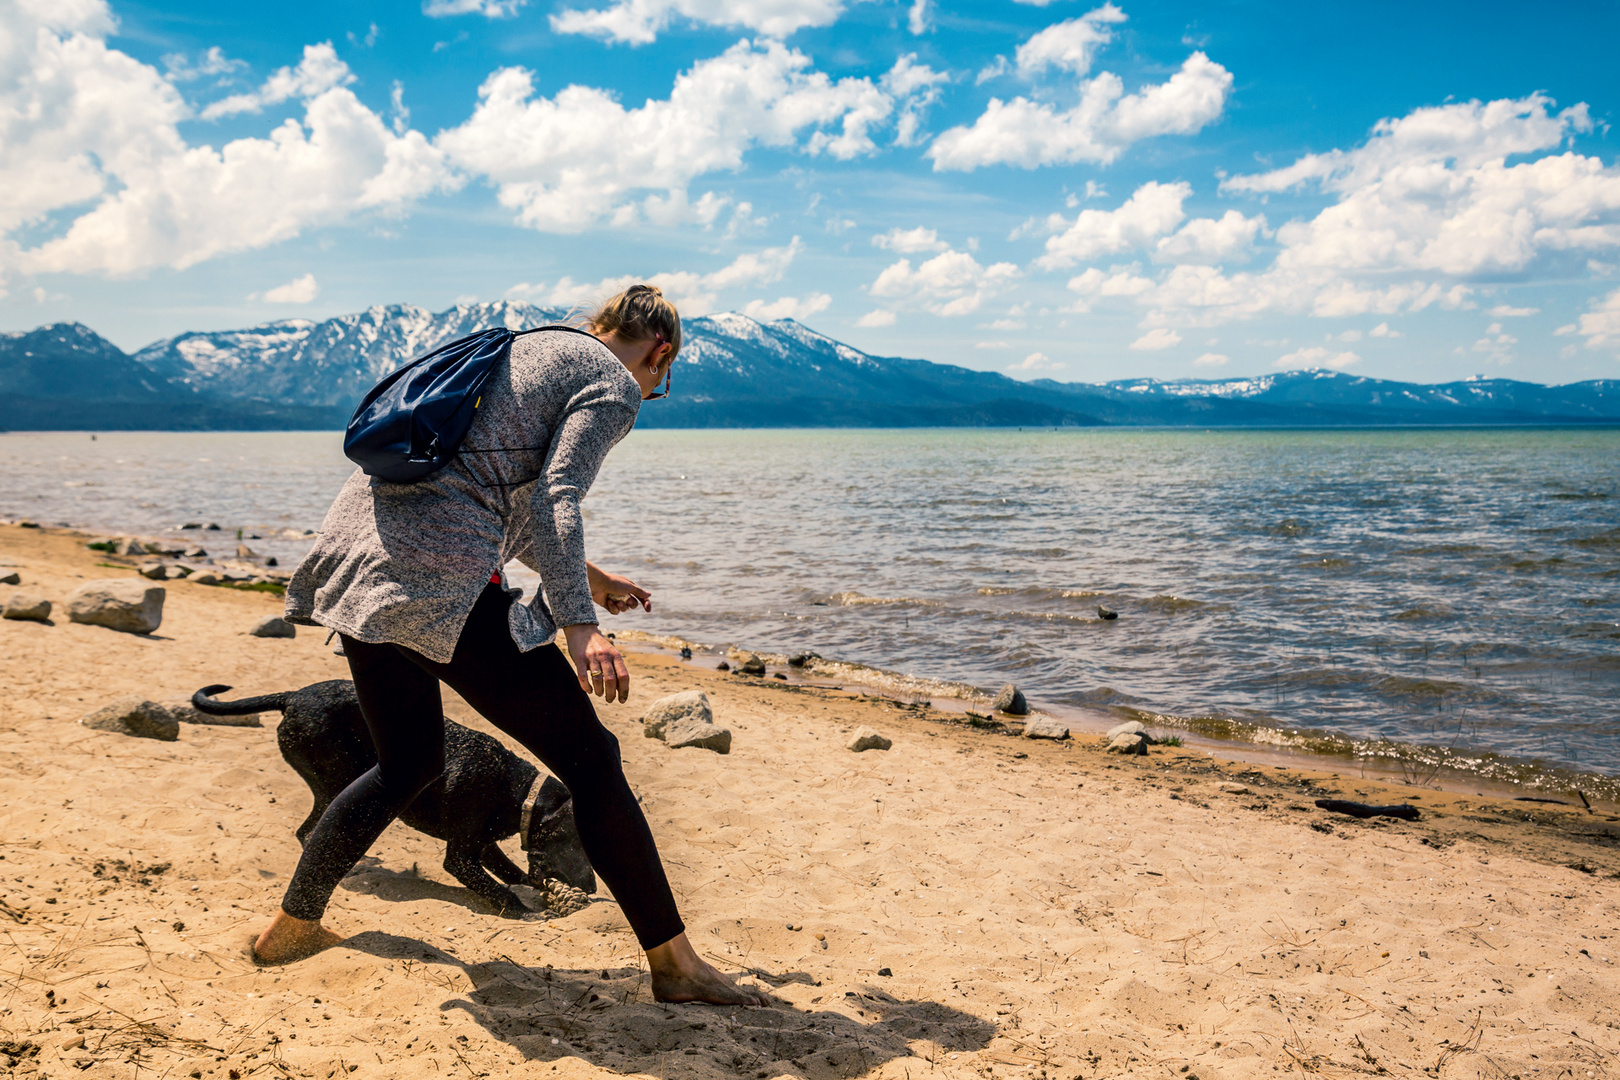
[192,684,291,715]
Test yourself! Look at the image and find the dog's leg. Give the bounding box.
[481,844,526,886]
[444,841,528,918]
[294,799,329,847]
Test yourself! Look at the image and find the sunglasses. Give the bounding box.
[644,331,673,400]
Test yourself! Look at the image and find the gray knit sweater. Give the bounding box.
[284,329,641,663]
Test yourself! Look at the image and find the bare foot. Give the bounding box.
[647,932,769,1006]
[252,910,345,966]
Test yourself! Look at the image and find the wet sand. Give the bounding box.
[2,524,1618,1079]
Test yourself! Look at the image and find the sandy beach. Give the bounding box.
[2,523,1618,1079]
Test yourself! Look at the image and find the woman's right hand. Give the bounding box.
[563,623,630,702]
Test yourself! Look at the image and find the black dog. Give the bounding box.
[193,680,595,917]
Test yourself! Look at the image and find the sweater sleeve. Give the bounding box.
[524,396,637,628]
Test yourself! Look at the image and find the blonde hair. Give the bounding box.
[586,284,682,361]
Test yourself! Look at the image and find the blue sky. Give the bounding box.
[3,0,1618,385]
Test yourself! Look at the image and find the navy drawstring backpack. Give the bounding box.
[344,324,595,483]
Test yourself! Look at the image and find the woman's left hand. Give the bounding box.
[563,623,631,702]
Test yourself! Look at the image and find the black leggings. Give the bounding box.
[279,584,685,950]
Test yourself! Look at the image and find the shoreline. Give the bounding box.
[3,521,1620,1078]
[10,515,1617,813]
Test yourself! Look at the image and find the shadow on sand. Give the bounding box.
[342,930,996,1080]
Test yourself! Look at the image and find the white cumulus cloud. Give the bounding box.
[868,248,1019,316]
[425,0,527,17]
[927,42,1231,172]
[1037,181,1189,269]
[1009,351,1062,372]
[872,226,949,253]
[1487,304,1540,317]
[856,309,897,327]
[505,238,802,317]
[436,41,894,232]
[0,8,456,280]
[1192,352,1228,366]
[1154,209,1266,264]
[744,292,831,320]
[258,272,319,303]
[1014,4,1125,77]
[1556,287,1620,351]
[199,43,356,120]
[549,0,844,44]
[1130,327,1181,350]
[1274,346,1360,371]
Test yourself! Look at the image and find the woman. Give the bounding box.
[265,285,764,1007]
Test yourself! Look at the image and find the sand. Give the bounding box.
[2,523,1618,1079]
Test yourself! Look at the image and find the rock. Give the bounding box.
[65,580,164,634]
[180,522,202,530]
[248,615,296,638]
[847,727,892,752]
[1097,605,1118,620]
[679,646,693,660]
[737,653,766,676]
[162,700,261,728]
[265,556,278,567]
[1218,782,1251,794]
[1022,716,1070,740]
[116,537,144,556]
[189,572,221,586]
[17,520,40,528]
[992,683,1028,715]
[1106,720,1150,739]
[138,562,169,580]
[236,544,257,559]
[205,522,221,531]
[1106,732,1149,756]
[79,698,179,741]
[0,571,18,585]
[788,651,819,668]
[877,967,892,977]
[642,690,712,739]
[184,546,208,558]
[663,718,731,754]
[2,594,52,622]
[715,660,730,671]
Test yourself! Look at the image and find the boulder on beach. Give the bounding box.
[788,652,819,668]
[736,652,767,676]
[1107,720,1150,740]
[80,698,179,741]
[138,562,168,580]
[189,572,221,586]
[663,718,732,754]
[847,727,892,752]
[66,581,164,634]
[1022,716,1070,740]
[115,537,144,557]
[2,593,52,622]
[236,544,257,559]
[248,616,296,638]
[0,571,19,586]
[1106,732,1150,756]
[642,690,713,739]
[993,683,1029,715]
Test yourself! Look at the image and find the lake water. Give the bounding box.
[5,427,1617,791]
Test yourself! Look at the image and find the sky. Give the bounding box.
[3,0,1619,386]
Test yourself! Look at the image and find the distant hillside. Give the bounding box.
[4,305,1619,430]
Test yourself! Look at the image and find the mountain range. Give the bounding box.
[3,302,1618,431]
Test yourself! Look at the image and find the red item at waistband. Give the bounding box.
[489,570,501,584]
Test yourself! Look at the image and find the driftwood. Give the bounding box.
[1314,799,1420,821]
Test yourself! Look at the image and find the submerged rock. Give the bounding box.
[66,581,164,634]
[847,727,892,752]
